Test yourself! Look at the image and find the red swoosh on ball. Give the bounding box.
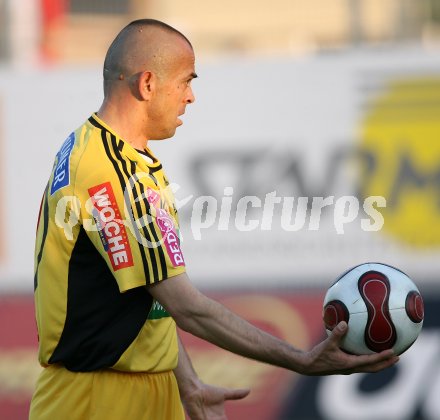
[358,271,397,352]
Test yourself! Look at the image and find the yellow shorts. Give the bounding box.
[29,365,185,420]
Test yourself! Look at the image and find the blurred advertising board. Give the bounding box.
[0,98,5,267]
[0,48,439,290]
[1,288,439,420]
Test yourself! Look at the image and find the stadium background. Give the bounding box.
[1,0,440,419]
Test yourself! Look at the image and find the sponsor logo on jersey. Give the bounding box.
[147,300,171,320]
[146,187,160,207]
[145,187,184,267]
[156,208,185,267]
[88,182,134,271]
[50,132,75,195]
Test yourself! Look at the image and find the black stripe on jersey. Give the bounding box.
[130,161,168,281]
[100,131,150,282]
[34,185,49,290]
[115,138,124,151]
[88,115,105,130]
[136,148,157,162]
[136,148,163,172]
[148,164,163,174]
[110,136,162,283]
[49,226,153,371]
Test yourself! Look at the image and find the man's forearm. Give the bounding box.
[150,274,307,374]
[178,290,305,372]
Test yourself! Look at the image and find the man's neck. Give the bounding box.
[97,101,148,150]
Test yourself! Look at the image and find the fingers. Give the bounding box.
[344,349,399,374]
[363,356,399,373]
[350,349,396,366]
[223,388,251,401]
[328,321,348,344]
[357,353,399,372]
[308,328,400,375]
[343,357,399,374]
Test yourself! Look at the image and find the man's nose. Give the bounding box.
[186,87,195,104]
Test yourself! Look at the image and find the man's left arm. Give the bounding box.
[174,335,250,420]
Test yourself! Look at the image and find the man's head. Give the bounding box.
[102,19,197,141]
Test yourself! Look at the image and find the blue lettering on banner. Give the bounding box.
[50,132,75,195]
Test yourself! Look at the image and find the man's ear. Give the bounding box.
[138,71,155,100]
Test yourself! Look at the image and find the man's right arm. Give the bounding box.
[149,272,399,376]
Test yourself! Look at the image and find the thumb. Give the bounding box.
[223,388,251,401]
[330,321,348,342]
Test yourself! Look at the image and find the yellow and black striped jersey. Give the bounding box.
[34,113,185,373]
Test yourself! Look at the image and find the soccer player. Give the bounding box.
[30,19,399,420]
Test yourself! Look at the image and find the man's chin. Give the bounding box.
[150,129,177,141]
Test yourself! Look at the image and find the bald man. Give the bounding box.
[30,19,398,420]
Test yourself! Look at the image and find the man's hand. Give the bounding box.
[298,321,399,376]
[174,335,250,419]
[181,382,250,420]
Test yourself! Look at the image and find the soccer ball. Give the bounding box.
[323,262,424,355]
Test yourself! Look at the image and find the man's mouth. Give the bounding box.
[177,111,185,126]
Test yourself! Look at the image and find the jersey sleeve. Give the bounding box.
[74,153,186,292]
